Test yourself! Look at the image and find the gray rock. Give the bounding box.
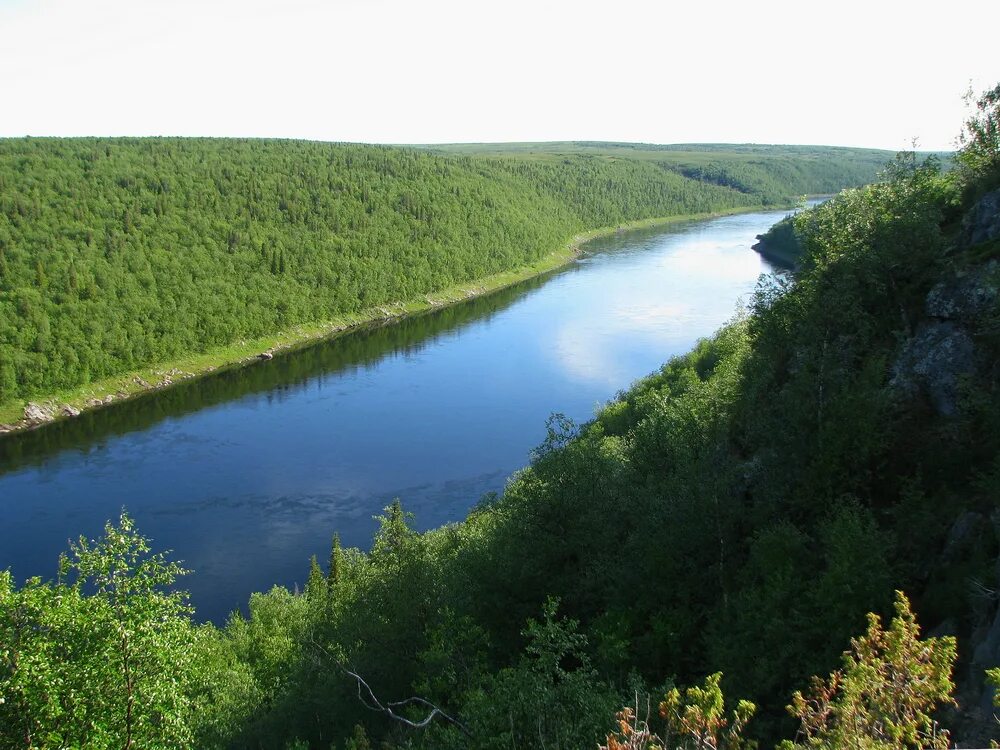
[23,402,53,423]
[963,189,1000,247]
[890,321,976,416]
[258,351,274,361]
[942,511,987,563]
[926,260,999,322]
[61,405,80,417]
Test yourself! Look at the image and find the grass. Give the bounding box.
[0,205,778,433]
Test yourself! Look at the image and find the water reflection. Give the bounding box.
[0,273,556,474]
[0,210,785,623]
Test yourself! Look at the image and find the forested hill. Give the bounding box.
[2,86,998,748]
[419,141,898,202]
[4,89,1000,749]
[0,138,887,411]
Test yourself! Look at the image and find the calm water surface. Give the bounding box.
[0,209,791,622]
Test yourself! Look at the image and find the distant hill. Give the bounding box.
[0,137,888,412]
[419,140,904,203]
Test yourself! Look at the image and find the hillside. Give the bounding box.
[171,89,996,749]
[0,139,885,422]
[421,141,897,204]
[4,90,999,750]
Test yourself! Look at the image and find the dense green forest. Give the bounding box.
[0,139,888,410]
[751,214,801,267]
[3,88,999,749]
[750,152,951,268]
[425,142,899,205]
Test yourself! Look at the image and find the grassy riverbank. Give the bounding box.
[0,206,769,432]
[0,138,887,431]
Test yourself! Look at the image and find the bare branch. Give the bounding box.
[310,638,472,738]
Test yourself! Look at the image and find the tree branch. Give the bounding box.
[310,638,472,738]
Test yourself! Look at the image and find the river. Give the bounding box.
[0,207,795,622]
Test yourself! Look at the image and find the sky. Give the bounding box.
[1,0,998,151]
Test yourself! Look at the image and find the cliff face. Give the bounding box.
[885,188,1000,744]
[963,189,1000,247]
[742,180,1000,743]
[890,257,998,418]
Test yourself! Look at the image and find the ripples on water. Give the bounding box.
[0,209,790,622]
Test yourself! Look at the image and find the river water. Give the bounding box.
[0,208,791,622]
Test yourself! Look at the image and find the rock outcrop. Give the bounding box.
[926,260,999,322]
[890,321,977,416]
[962,188,1000,247]
[890,254,998,417]
[23,402,54,424]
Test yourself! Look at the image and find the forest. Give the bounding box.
[425,142,899,205]
[3,87,999,748]
[0,138,887,413]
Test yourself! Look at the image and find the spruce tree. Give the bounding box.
[327,533,343,595]
[305,554,324,601]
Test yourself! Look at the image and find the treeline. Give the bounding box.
[0,138,882,405]
[751,214,801,267]
[0,275,545,473]
[675,159,839,203]
[428,141,896,204]
[4,96,997,748]
[656,143,912,201]
[188,87,996,748]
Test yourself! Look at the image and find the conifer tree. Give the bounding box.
[305,555,324,601]
[781,591,956,750]
[327,533,343,596]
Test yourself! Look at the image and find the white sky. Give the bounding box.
[1,0,998,151]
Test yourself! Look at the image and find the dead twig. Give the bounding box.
[310,638,472,738]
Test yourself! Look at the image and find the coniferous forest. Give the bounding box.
[0,139,887,411]
[2,85,1000,749]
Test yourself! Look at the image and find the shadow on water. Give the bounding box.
[0,209,792,623]
[0,269,564,474]
[578,219,704,255]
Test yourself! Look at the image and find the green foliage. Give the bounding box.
[428,141,893,202]
[342,724,372,750]
[0,513,198,750]
[445,597,620,750]
[601,596,956,750]
[660,673,756,750]
[7,102,999,748]
[751,213,801,267]
[957,83,1000,190]
[781,592,956,750]
[184,625,263,750]
[598,672,755,750]
[0,138,882,407]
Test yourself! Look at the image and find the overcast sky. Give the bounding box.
[1,0,998,151]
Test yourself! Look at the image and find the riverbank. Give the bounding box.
[0,204,775,436]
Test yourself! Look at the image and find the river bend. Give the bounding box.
[0,208,794,622]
